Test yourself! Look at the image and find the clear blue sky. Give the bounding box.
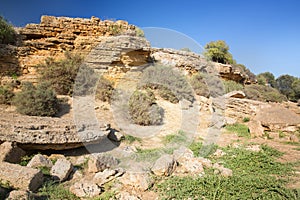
[1,0,299,78]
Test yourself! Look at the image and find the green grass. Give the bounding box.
[123,135,142,144]
[19,154,35,166]
[38,181,79,200]
[156,145,300,199]
[162,130,187,144]
[225,123,251,138]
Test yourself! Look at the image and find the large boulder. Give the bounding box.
[255,105,300,132]
[0,162,43,191]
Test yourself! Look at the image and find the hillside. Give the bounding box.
[0,16,300,200]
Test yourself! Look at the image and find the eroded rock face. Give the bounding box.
[255,105,300,132]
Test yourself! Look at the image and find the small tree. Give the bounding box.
[257,72,277,88]
[0,85,14,104]
[204,40,233,64]
[276,74,298,101]
[96,76,114,102]
[14,82,59,116]
[38,52,83,95]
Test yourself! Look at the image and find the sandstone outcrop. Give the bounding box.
[0,108,110,150]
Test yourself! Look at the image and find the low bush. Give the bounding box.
[96,76,114,102]
[0,85,14,104]
[223,80,244,93]
[139,65,194,103]
[38,181,79,200]
[244,84,287,102]
[135,27,145,37]
[0,16,16,45]
[189,72,210,97]
[13,82,59,117]
[38,52,83,95]
[129,89,163,126]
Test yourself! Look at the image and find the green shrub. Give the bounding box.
[38,52,83,95]
[129,89,163,125]
[139,65,194,103]
[0,85,14,104]
[244,84,287,102]
[189,72,210,97]
[96,76,114,102]
[223,80,244,93]
[13,82,59,117]
[0,16,16,45]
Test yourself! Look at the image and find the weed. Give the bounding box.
[242,117,250,122]
[123,135,142,144]
[0,85,14,105]
[96,76,114,102]
[189,141,203,157]
[225,123,250,138]
[19,154,35,166]
[38,166,51,176]
[223,80,244,93]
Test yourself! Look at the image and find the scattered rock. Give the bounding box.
[88,153,119,173]
[151,155,176,176]
[0,142,26,163]
[70,181,102,198]
[94,168,124,185]
[0,162,43,191]
[290,135,299,143]
[119,171,153,191]
[27,154,53,168]
[6,190,32,200]
[177,157,204,174]
[245,145,261,152]
[248,120,264,137]
[225,91,246,99]
[108,130,125,142]
[212,149,226,157]
[117,191,141,200]
[213,163,233,177]
[50,158,73,181]
[197,157,213,168]
[173,146,194,161]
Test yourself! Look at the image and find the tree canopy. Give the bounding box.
[204,40,233,64]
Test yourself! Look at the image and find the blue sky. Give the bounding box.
[1,0,299,77]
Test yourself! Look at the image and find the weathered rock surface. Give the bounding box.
[0,142,26,163]
[0,162,43,191]
[70,181,102,198]
[94,168,124,185]
[50,158,73,181]
[255,105,300,132]
[0,108,110,150]
[108,130,125,142]
[248,120,265,137]
[87,153,119,173]
[6,190,33,200]
[27,154,53,168]
[225,91,246,99]
[118,171,153,191]
[151,155,176,176]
